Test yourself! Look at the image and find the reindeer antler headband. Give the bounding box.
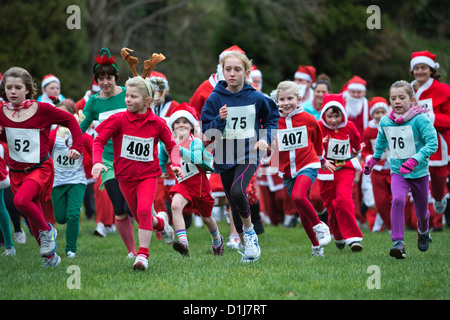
[121,47,166,79]
[121,47,167,98]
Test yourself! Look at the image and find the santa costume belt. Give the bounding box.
[328,157,351,166]
[9,153,51,173]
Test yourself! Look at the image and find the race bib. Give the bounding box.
[53,149,79,170]
[383,126,415,159]
[327,138,350,160]
[222,105,256,140]
[278,126,308,151]
[5,127,40,163]
[418,98,434,118]
[98,108,127,122]
[176,159,199,183]
[121,135,154,162]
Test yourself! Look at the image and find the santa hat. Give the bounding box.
[249,65,263,89]
[41,74,60,89]
[91,77,100,93]
[320,93,348,129]
[342,75,366,92]
[410,50,439,71]
[147,70,167,80]
[218,45,246,62]
[294,66,316,83]
[168,102,199,131]
[369,97,389,117]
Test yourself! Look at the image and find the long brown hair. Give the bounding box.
[0,67,38,101]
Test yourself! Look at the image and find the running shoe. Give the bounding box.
[313,222,331,247]
[241,233,260,262]
[93,222,106,237]
[39,224,57,257]
[42,253,61,268]
[156,211,174,244]
[417,230,432,252]
[14,228,26,244]
[212,235,224,256]
[133,255,148,271]
[335,240,346,250]
[311,246,324,257]
[390,240,406,259]
[350,241,363,252]
[2,247,16,256]
[173,241,190,256]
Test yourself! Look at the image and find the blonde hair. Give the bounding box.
[0,67,38,101]
[125,77,153,100]
[275,80,300,102]
[390,80,414,99]
[220,51,253,85]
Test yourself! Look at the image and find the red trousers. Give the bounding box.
[118,178,157,231]
[319,168,363,243]
[370,169,392,230]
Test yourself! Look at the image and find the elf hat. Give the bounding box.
[168,102,199,130]
[369,97,389,116]
[294,65,316,83]
[218,45,246,62]
[344,75,366,92]
[41,74,60,89]
[410,50,439,71]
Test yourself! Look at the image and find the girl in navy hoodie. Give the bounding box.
[200,51,279,262]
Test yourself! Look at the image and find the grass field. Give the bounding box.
[0,216,448,302]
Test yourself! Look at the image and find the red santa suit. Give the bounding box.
[341,75,370,139]
[317,94,363,246]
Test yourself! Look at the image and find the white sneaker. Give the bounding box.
[67,251,76,259]
[313,222,331,247]
[42,253,61,268]
[14,229,26,244]
[227,235,241,250]
[127,252,136,259]
[2,247,16,256]
[105,225,116,234]
[93,222,106,237]
[434,197,447,214]
[311,246,324,257]
[156,212,174,244]
[241,233,261,262]
[133,255,148,271]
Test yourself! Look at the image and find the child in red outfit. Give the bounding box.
[271,81,332,257]
[92,76,183,271]
[317,93,364,251]
[0,67,84,268]
[160,103,224,257]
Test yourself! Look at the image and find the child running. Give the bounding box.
[0,141,15,256]
[91,76,182,271]
[0,67,84,268]
[160,102,224,256]
[50,99,93,258]
[272,81,331,257]
[317,93,364,252]
[364,80,438,259]
[200,51,279,262]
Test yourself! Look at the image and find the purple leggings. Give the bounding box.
[390,173,430,241]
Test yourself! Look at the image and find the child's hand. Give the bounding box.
[321,158,336,173]
[323,136,329,143]
[254,139,269,152]
[68,149,81,160]
[219,104,228,120]
[160,172,169,179]
[91,163,107,180]
[172,166,184,180]
[363,157,380,175]
[399,158,418,175]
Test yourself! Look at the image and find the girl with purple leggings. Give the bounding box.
[364,80,438,259]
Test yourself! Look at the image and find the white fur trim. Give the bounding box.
[169,110,199,130]
[319,100,348,129]
[370,102,389,116]
[410,56,438,71]
[347,83,366,91]
[41,76,60,89]
[294,72,312,82]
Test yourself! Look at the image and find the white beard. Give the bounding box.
[297,84,307,99]
[216,64,225,82]
[345,96,364,119]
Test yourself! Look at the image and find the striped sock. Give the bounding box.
[176,229,188,245]
[210,228,221,247]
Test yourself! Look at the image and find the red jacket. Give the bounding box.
[93,108,181,182]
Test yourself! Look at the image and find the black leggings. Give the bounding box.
[220,164,256,233]
[103,178,132,217]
